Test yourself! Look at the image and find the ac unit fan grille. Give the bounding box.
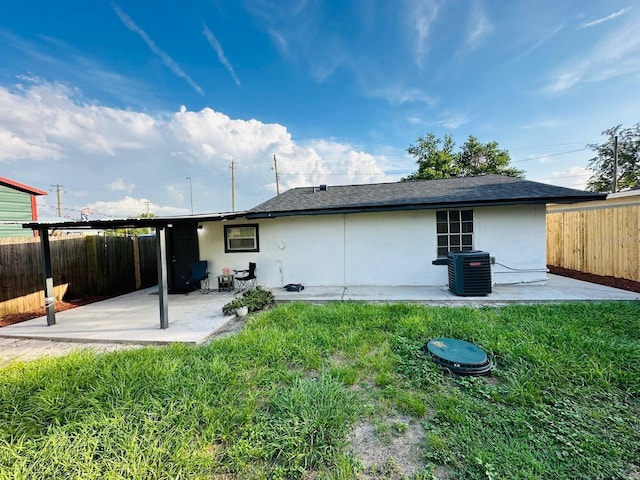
[448,251,492,296]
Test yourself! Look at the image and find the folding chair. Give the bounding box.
[234,262,257,291]
[185,260,210,294]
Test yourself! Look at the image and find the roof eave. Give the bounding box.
[22,211,248,231]
[246,195,606,218]
[0,176,48,196]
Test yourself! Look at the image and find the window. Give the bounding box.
[436,209,473,257]
[224,224,259,252]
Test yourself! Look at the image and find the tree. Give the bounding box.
[403,132,524,181]
[587,123,640,193]
[107,212,156,237]
[403,132,458,181]
[457,136,525,178]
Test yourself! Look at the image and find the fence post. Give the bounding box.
[132,236,141,289]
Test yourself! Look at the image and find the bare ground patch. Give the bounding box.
[347,415,427,479]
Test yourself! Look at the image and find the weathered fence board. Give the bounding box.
[547,204,640,282]
[0,235,157,317]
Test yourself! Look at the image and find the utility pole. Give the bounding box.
[612,135,618,193]
[273,154,281,195]
[230,160,236,212]
[144,201,151,216]
[186,176,193,214]
[50,184,63,217]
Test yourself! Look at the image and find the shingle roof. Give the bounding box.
[247,175,606,218]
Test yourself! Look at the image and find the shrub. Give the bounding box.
[222,286,275,315]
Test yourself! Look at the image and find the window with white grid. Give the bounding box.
[436,209,474,258]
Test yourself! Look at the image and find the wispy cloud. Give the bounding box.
[267,29,289,56]
[581,7,630,28]
[434,112,469,129]
[364,83,437,107]
[544,9,640,94]
[111,3,203,95]
[202,24,241,87]
[518,24,565,60]
[466,2,493,50]
[404,0,440,68]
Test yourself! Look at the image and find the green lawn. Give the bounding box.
[1,302,639,479]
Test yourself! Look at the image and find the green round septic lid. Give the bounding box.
[426,337,487,365]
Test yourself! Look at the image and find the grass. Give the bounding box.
[1,301,639,479]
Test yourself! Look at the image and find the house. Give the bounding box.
[0,176,47,238]
[197,175,605,287]
[20,174,606,329]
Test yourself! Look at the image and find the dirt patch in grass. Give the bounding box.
[0,296,114,327]
[347,415,426,479]
[548,265,640,293]
[209,315,248,338]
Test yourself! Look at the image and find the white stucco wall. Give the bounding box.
[475,205,548,284]
[197,205,547,287]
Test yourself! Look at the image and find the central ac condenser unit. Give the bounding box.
[448,251,492,296]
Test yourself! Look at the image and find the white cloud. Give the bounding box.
[112,4,204,95]
[434,112,469,129]
[267,29,289,56]
[581,8,630,28]
[466,2,494,50]
[108,178,135,193]
[202,24,241,87]
[0,80,394,217]
[364,84,437,107]
[88,196,189,218]
[404,0,440,68]
[0,128,62,161]
[0,81,160,161]
[1,31,160,108]
[544,9,640,94]
[537,166,591,190]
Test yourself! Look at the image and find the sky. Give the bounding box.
[1,1,639,220]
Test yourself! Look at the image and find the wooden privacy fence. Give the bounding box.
[547,203,640,282]
[0,235,157,317]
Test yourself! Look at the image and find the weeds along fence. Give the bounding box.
[547,201,640,282]
[0,235,158,317]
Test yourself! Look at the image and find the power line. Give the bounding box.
[511,147,589,164]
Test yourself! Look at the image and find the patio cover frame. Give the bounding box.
[22,212,245,329]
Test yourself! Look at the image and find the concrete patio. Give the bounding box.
[0,274,637,346]
[0,288,237,345]
[274,274,640,304]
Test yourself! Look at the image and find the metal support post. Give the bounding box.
[156,226,169,329]
[38,228,56,326]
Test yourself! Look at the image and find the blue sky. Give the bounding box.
[1,1,639,219]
